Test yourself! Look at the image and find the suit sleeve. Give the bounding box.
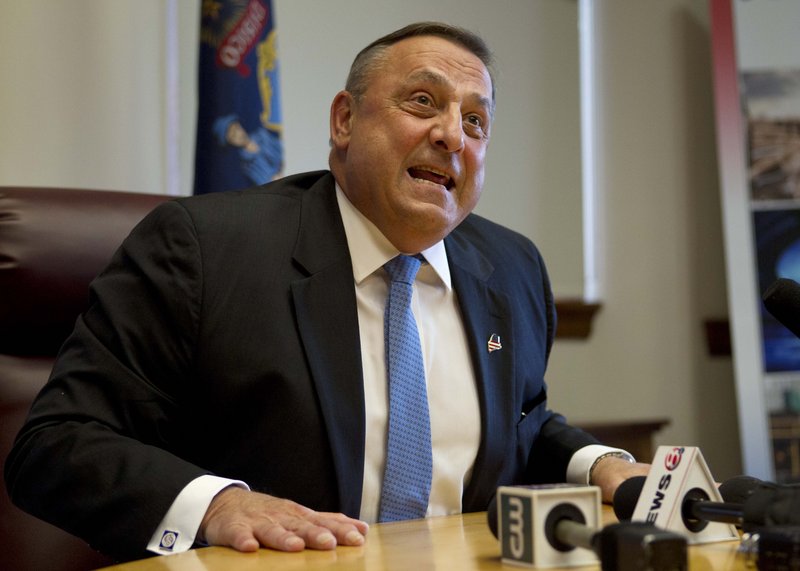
[522,247,602,483]
[4,201,211,562]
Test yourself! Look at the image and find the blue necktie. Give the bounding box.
[378,254,433,522]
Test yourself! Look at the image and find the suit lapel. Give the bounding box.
[445,232,516,511]
[290,174,365,517]
[287,178,515,515]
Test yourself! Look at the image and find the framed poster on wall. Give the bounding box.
[711,0,800,482]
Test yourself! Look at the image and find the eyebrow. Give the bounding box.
[405,69,493,114]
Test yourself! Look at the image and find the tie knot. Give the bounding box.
[384,255,421,285]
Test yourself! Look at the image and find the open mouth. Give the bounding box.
[408,167,454,190]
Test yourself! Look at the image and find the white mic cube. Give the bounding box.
[497,484,601,568]
[630,446,738,544]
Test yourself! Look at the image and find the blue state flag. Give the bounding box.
[194,0,283,195]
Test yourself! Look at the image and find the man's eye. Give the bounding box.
[414,95,432,105]
[466,114,483,127]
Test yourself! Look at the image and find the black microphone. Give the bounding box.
[742,481,800,532]
[763,278,800,338]
[739,526,800,570]
[487,493,687,571]
[613,475,800,532]
[614,475,756,524]
[719,475,765,503]
[613,476,648,521]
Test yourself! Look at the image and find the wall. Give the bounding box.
[545,0,741,480]
[0,2,169,193]
[0,1,742,479]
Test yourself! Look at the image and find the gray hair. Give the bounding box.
[344,22,496,112]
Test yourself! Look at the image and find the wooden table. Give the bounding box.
[97,510,745,570]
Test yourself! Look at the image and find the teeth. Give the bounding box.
[414,176,447,188]
[409,166,453,187]
[417,167,448,177]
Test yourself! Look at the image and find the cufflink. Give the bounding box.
[159,530,180,550]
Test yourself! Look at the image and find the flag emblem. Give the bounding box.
[487,333,502,353]
[195,0,283,195]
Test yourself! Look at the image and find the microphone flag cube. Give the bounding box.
[497,483,601,568]
[630,445,738,544]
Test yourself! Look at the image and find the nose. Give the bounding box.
[431,106,465,152]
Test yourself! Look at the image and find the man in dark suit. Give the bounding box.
[5,22,648,562]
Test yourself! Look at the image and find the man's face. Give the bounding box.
[331,35,493,253]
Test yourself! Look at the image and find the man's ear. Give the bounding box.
[330,91,355,150]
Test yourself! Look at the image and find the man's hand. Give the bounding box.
[590,456,651,503]
[198,487,369,552]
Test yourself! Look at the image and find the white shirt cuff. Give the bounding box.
[146,475,249,555]
[566,444,635,485]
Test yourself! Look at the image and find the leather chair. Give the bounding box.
[0,187,170,571]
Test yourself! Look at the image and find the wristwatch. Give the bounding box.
[588,450,635,485]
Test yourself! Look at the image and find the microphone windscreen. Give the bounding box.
[742,485,800,529]
[763,278,800,338]
[613,476,646,521]
[487,494,499,538]
[718,475,763,504]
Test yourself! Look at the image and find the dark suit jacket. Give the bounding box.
[5,171,599,561]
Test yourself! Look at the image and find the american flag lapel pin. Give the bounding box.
[487,333,502,353]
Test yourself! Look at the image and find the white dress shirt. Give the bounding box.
[334,185,482,523]
[146,185,631,554]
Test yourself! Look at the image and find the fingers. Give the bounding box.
[251,521,309,551]
[253,512,368,551]
[252,520,334,551]
[223,522,262,552]
[199,487,368,553]
[305,513,369,547]
[591,458,651,503]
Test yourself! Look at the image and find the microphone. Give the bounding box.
[614,474,800,532]
[614,471,800,569]
[741,480,800,532]
[487,491,687,571]
[763,277,800,338]
[613,476,648,521]
[613,475,753,524]
[719,474,765,503]
[739,526,800,570]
